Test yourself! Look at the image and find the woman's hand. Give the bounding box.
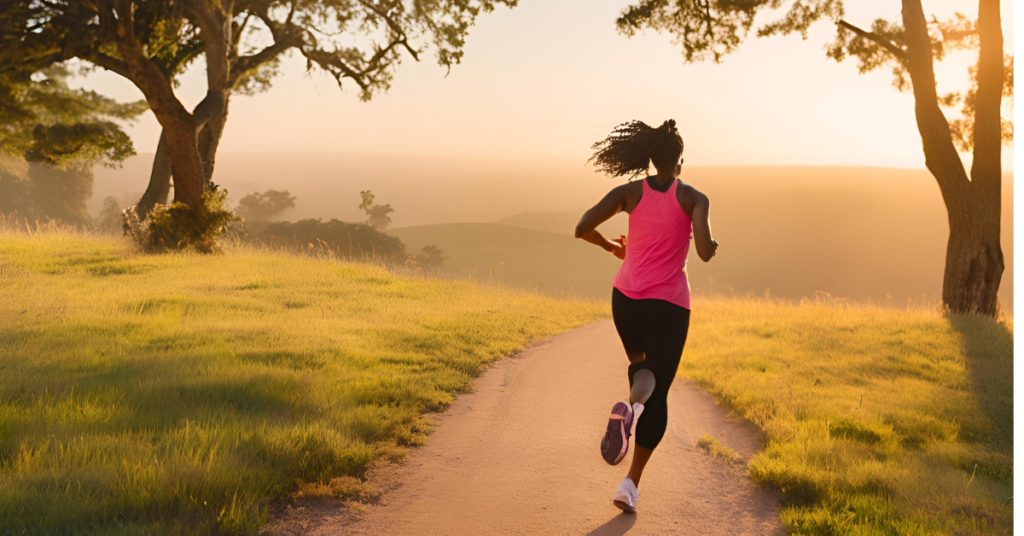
[608,235,627,260]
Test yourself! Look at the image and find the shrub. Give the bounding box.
[249,218,407,263]
[95,196,123,234]
[124,185,238,254]
[235,189,296,222]
[411,245,447,271]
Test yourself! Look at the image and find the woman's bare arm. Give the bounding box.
[689,190,718,262]
[575,185,629,259]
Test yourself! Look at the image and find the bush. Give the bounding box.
[235,189,296,221]
[124,185,238,254]
[95,196,123,234]
[249,218,407,263]
[411,245,447,271]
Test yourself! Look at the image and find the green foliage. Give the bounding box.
[125,186,238,254]
[0,66,143,225]
[1,0,517,103]
[235,189,296,222]
[0,232,605,535]
[617,0,842,63]
[0,66,146,168]
[250,218,407,263]
[617,0,1012,152]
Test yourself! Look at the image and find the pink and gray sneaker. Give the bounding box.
[600,401,633,465]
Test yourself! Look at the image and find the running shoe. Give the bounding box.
[613,477,639,514]
[600,401,633,465]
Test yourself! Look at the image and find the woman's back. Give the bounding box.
[613,177,692,309]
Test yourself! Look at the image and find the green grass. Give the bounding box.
[1,231,1014,535]
[0,231,607,535]
[696,434,741,464]
[683,299,1013,535]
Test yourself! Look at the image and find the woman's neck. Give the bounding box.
[651,170,674,186]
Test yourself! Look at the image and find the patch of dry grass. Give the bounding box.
[685,297,1013,535]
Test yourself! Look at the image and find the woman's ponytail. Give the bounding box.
[589,119,684,179]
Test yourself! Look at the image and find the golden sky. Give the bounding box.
[81,0,1014,170]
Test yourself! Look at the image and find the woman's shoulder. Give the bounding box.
[675,181,708,218]
[610,180,644,213]
[676,181,707,202]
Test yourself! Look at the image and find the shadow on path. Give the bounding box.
[584,513,637,536]
[948,312,1014,447]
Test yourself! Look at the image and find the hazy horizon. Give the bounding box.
[77,0,1014,171]
[89,155,1013,311]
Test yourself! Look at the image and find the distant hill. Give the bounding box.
[390,223,621,299]
[492,171,1014,310]
[494,211,627,237]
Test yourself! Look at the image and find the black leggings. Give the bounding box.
[611,288,690,450]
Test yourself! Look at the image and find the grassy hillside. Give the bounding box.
[390,222,622,299]
[0,232,606,535]
[685,299,1013,535]
[0,231,1013,535]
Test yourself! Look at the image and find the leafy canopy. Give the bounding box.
[0,0,517,102]
[617,0,1012,151]
[0,66,146,168]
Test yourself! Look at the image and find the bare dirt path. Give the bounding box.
[270,320,784,535]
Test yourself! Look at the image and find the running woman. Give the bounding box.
[574,119,718,514]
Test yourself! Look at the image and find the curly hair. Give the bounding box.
[589,120,684,179]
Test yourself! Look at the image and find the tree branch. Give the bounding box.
[837,20,908,62]
[83,51,131,78]
[355,0,421,61]
[231,31,303,85]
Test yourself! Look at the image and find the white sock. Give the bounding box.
[632,402,644,425]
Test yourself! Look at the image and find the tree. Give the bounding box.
[0,66,145,223]
[96,196,124,233]
[251,218,407,263]
[236,189,296,222]
[617,0,1012,316]
[413,244,447,271]
[359,190,395,230]
[0,0,516,232]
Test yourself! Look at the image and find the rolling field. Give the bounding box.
[0,232,606,535]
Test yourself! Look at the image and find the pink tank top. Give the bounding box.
[613,178,692,309]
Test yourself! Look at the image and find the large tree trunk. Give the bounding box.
[962,0,1006,316]
[103,1,206,211]
[161,116,205,209]
[137,132,172,217]
[943,200,1003,315]
[137,92,229,217]
[194,93,229,185]
[901,0,1003,316]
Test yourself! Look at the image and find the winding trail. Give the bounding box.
[270,320,784,535]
